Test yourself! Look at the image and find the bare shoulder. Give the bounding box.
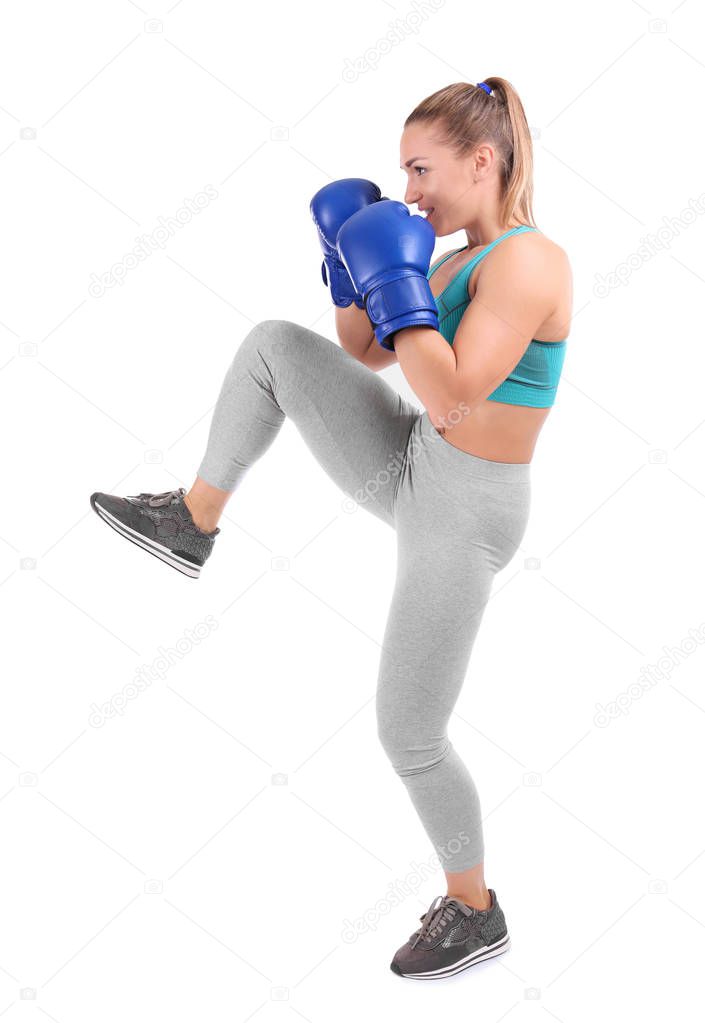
[482,229,571,288]
[507,228,568,263]
[473,228,573,341]
[535,232,572,277]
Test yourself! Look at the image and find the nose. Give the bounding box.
[404,181,422,208]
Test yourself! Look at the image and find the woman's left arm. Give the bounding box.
[393,243,557,427]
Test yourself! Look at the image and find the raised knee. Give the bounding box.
[240,320,309,359]
[258,318,295,333]
[241,319,288,346]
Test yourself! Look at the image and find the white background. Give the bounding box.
[1,0,704,1016]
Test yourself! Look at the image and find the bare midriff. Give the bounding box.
[432,401,552,464]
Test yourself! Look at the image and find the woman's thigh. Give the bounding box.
[199,320,421,527]
[376,413,532,759]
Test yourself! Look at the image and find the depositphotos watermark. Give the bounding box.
[593,622,705,727]
[88,614,219,726]
[341,830,473,943]
[342,0,445,82]
[592,193,705,298]
[88,185,219,296]
[342,401,471,512]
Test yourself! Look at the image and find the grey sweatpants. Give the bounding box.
[197,320,531,873]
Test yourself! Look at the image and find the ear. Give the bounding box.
[475,142,496,175]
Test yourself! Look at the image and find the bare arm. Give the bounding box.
[334,303,398,371]
[333,246,453,372]
[393,240,559,424]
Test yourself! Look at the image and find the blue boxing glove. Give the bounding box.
[336,200,438,350]
[310,178,386,308]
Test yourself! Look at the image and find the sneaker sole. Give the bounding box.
[393,933,510,980]
[90,495,202,579]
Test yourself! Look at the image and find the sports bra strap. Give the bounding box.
[428,225,538,280]
[428,247,466,279]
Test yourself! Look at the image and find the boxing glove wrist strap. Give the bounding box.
[365,273,439,350]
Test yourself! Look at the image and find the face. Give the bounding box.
[399,122,492,236]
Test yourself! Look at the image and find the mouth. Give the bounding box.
[421,207,435,219]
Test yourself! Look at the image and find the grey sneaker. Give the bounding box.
[90,487,219,578]
[389,889,510,980]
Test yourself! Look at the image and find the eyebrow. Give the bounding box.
[400,156,428,168]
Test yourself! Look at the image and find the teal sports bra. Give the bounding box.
[427,225,567,408]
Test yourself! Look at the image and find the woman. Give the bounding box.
[90,78,572,981]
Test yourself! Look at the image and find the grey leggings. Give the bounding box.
[197,320,531,873]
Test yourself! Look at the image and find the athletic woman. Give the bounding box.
[90,78,572,981]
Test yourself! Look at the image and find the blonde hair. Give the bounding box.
[404,78,536,230]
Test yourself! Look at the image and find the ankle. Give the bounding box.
[183,493,220,533]
[447,886,491,911]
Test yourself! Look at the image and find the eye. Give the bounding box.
[414,167,427,176]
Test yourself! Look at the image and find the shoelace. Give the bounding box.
[128,488,186,508]
[411,895,475,949]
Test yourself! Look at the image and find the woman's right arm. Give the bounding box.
[333,246,451,371]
